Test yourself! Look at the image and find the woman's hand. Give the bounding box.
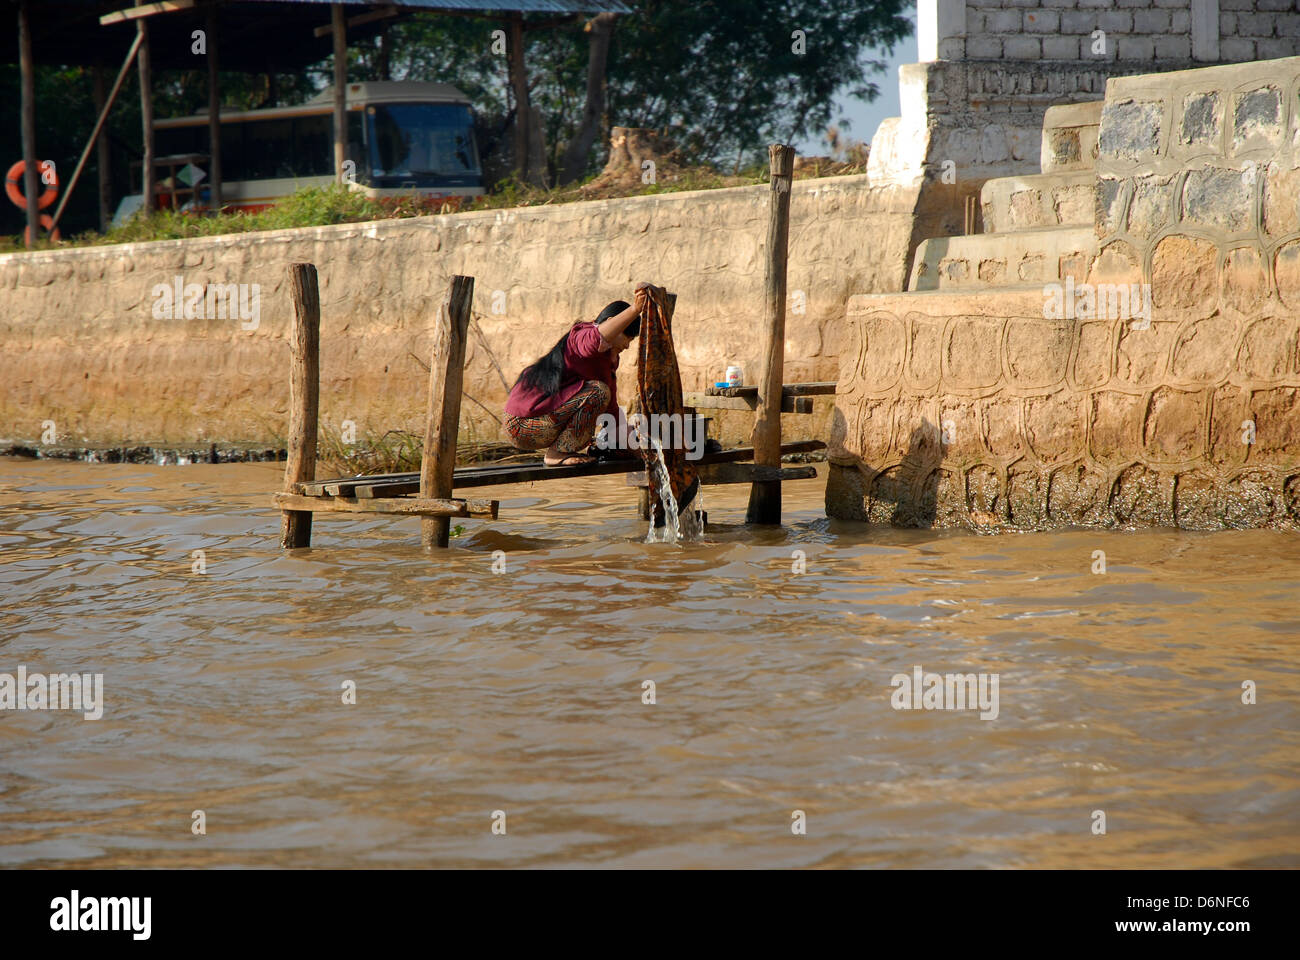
[634,281,660,309]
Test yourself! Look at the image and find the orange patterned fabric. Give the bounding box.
[635,287,699,520]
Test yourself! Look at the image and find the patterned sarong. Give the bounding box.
[635,287,699,521]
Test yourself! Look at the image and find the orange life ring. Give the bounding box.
[23,213,61,245]
[6,159,59,210]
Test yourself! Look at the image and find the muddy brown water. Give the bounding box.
[1,460,1296,868]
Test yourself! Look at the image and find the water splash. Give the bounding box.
[643,437,704,544]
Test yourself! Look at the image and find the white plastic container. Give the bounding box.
[725,365,743,388]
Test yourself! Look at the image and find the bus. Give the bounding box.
[114,81,484,223]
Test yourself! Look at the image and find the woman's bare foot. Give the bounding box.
[544,453,596,467]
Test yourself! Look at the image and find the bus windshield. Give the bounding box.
[367,103,480,186]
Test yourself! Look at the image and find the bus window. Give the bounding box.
[367,103,480,187]
[295,115,332,177]
[220,122,246,181]
[244,118,294,180]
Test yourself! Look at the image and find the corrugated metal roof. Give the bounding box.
[242,0,636,12]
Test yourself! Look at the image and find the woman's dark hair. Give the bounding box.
[514,300,637,397]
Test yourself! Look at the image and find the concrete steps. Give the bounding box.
[1040,100,1103,174]
[908,98,1104,292]
[980,171,1096,234]
[909,226,1096,292]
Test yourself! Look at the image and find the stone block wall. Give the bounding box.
[890,1,1300,260]
[827,56,1300,529]
[934,1,1300,66]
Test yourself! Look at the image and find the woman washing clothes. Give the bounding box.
[504,282,659,466]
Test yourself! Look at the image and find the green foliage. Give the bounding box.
[607,1,912,166]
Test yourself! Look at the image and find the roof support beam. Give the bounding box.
[314,5,400,38]
[100,0,197,27]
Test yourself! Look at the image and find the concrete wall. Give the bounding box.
[0,174,920,448]
[827,56,1300,529]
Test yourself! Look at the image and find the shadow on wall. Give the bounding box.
[829,408,942,527]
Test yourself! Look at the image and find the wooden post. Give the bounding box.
[332,3,347,183]
[18,0,39,248]
[507,12,529,183]
[281,263,321,549]
[745,144,795,524]
[206,6,222,211]
[137,2,155,214]
[93,65,112,232]
[420,276,475,549]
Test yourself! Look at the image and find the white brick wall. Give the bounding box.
[940,0,1300,65]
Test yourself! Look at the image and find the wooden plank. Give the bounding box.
[274,494,498,519]
[279,264,320,549]
[314,5,400,37]
[704,381,836,398]
[99,0,195,26]
[308,441,829,499]
[685,393,811,414]
[420,275,474,548]
[781,381,837,397]
[748,143,795,524]
[625,463,817,486]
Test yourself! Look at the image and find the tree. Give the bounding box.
[361,1,911,183]
[605,0,912,167]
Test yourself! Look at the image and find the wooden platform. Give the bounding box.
[687,381,835,413]
[292,440,826,502]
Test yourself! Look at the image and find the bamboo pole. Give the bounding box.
[420,276,475,549]
[206,5,222,211]
[51,30,144,234]
[18,0,38,248]
[332,4,347,183]
[281,263,321,549]
[746,144,795,524]
[137,2,155,214]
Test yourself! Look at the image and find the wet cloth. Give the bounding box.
[635,287,699,518]
[505,321,619,421]
[505,380,611,454]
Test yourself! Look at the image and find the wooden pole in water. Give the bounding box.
[420,275,475,549]
[746,143,795,524]
[281,263,321,549]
